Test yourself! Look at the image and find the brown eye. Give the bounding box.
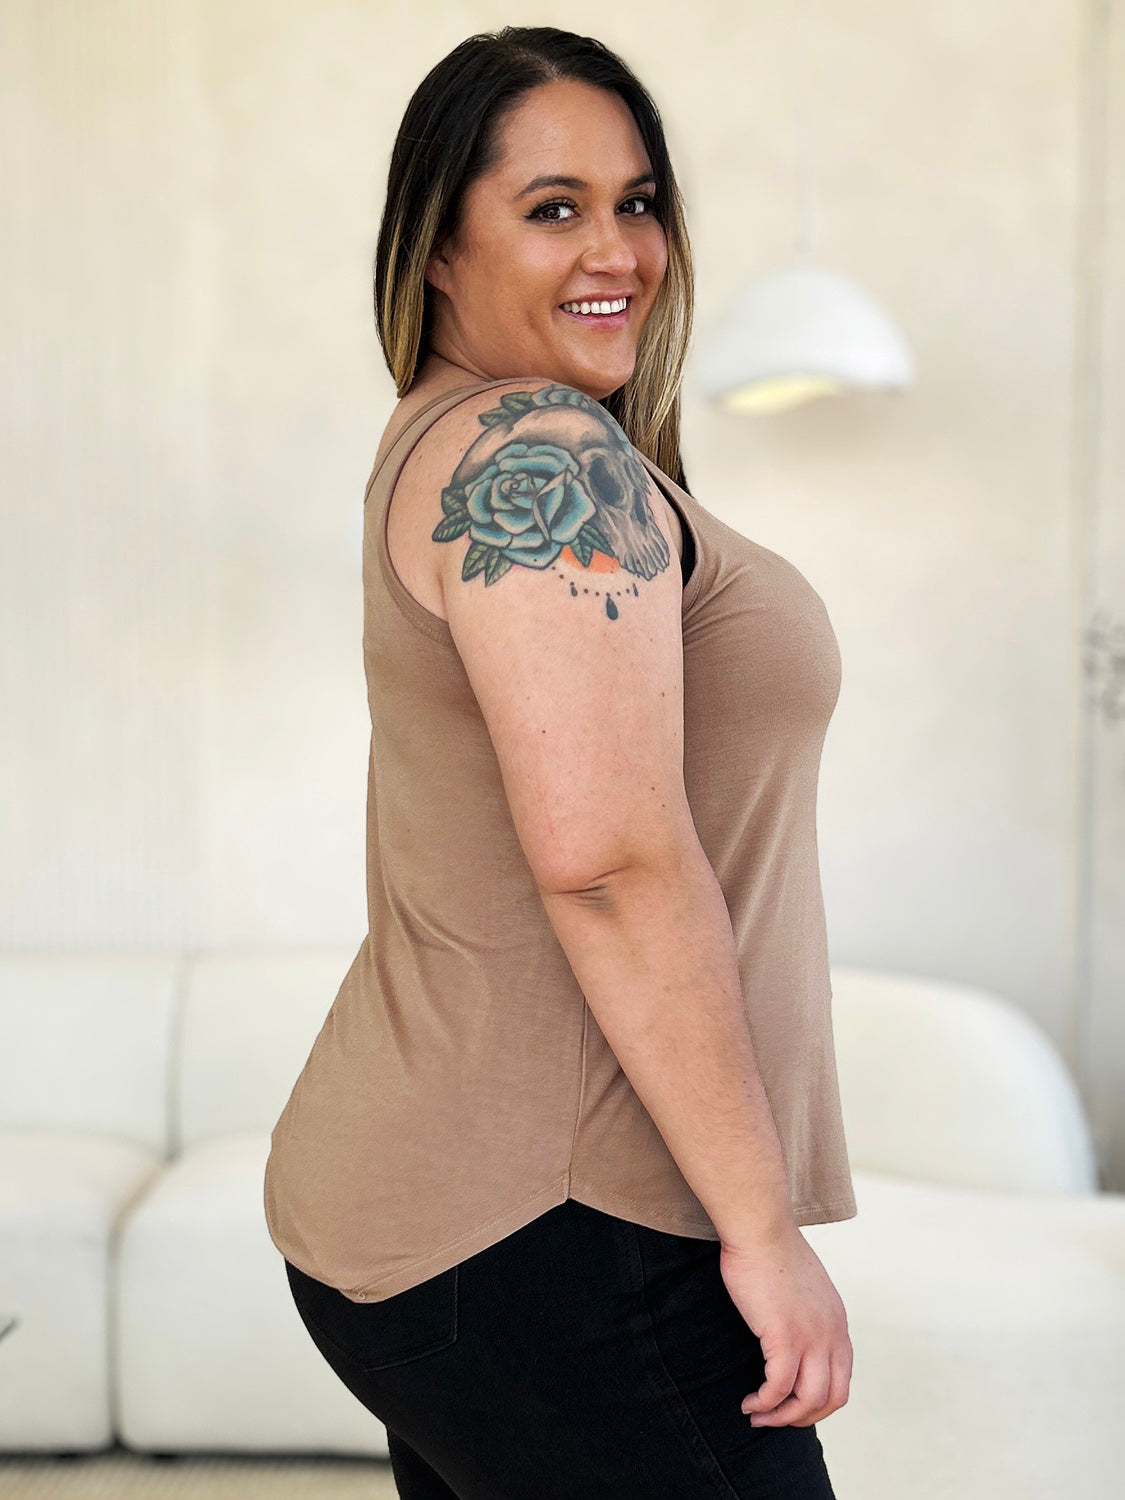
[528,199,577,222]
[619,195,655,215]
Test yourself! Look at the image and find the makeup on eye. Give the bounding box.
[526,193,656,222]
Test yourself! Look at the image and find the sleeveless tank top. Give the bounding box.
[263,376,857,1302]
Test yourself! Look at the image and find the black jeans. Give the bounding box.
[284,1197,836,1499]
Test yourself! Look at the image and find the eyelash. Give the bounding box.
[526,194,656,223]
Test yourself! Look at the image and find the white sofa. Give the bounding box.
[0,946,373,1457]
[0,950,1122,1500]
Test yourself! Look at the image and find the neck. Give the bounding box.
[418,348,486,386]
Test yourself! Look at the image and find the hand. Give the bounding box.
[719,1224,853,1427]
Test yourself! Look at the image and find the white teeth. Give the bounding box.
[562,297,628,315]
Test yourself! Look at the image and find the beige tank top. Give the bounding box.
[263,376,857,1302]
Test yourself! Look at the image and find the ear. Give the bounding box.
[424,238,453,296]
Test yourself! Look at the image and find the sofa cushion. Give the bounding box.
[0,951,179,1152]
[830,968,1098,1192]
[174,947,357,1150]
[803,1169,1125,1500]
[114,1132,385,1453]
[0,1130,163,1449]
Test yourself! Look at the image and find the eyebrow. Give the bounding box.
[515,172,656,200]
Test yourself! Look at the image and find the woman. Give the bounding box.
[264,25,857,1500]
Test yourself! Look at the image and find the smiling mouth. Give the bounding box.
[561,295,630,316]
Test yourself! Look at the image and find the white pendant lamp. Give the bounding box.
[694,0,915,415]
[696,260,916,415]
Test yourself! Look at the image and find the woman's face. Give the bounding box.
[424,79,669,400]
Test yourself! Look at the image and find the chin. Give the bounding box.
[595,373,634,401]
[573,358,636,401]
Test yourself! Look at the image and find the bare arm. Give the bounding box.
[407,379,794,1247]
[539,850,796,1247]
[403,379,852,1427]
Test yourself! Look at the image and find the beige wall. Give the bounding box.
[3,1,1123,1184]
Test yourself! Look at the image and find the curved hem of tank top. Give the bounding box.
[565,1181,720,1241]
[308,1171,574,1303]
[566,1183,859,1236]
[791,1194,859,1226]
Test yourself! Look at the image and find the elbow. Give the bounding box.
[534,835,708,907]
[538,866,633,913]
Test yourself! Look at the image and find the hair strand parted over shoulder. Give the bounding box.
[373,26,694,492]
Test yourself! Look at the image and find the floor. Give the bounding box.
[0,1446,400,1499]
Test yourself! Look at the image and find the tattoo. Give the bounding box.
[431,384,671,620]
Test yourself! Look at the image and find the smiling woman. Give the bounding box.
[421,76,669,408]
[264,24,856,1500]
[373,34,694,487]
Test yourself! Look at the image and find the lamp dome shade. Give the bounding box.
[694,263,915,413]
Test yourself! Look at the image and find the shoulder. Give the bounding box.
[408,378,638,474]
[447,376,632,454]
[404,379,669,585]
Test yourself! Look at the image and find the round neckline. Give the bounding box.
[369,380,703,642]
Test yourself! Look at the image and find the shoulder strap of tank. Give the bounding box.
[363,376,531,506]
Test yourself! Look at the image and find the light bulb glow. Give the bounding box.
[720,375,844,415]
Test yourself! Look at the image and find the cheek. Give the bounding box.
[482,245,560,329]
[643,227,669,288]
[521,243,572,311]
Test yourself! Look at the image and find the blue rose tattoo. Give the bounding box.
[462,442,600,570]
[432,385,671,614]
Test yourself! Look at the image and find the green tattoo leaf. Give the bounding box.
[569,531,594,567]
[499,391,536,415]
[477,390,543,428]
[580,520,614,555]
[432,513,470,543]
[461,541,492,580]
[483,550,514,585]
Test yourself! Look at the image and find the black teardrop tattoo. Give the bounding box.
[431,384,671,620]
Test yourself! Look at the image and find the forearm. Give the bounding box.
[539,844,796,1249]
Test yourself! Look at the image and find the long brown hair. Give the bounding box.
[373,26,694,491]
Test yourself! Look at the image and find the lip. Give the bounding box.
[557,295,633,329]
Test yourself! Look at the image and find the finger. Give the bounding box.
[785,1353,833,1427]
[749,1393,803,1427]
[741,1350,800,1416]
[748,1352,829,1427]
[822,1344,853,1416]
[797,1336,853,1424]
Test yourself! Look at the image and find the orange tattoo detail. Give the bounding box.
[559,545,621,574]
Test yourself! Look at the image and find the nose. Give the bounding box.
[579,210,638,279]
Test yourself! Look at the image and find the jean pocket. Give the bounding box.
[285,1258,460,1372]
